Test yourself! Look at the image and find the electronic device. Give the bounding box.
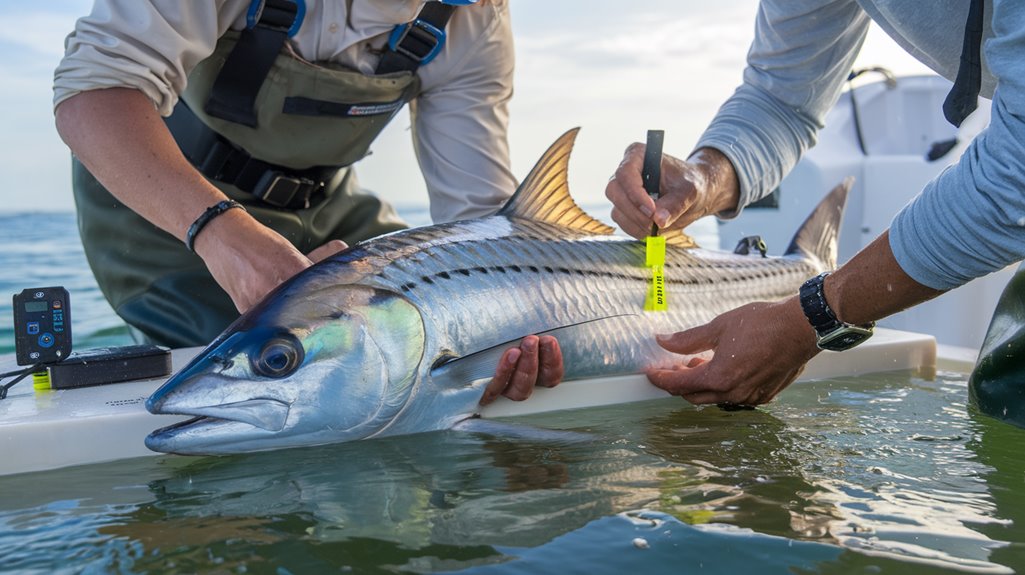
[13,286,71,366]
[45,344,172,389]
[4,287,175,400]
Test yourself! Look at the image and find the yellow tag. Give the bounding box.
[644,236,668,311]
[32,371,51,391]
[645,236,666,267]
[644,265,668,311]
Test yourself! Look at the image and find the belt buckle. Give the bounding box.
[254,171,319,209]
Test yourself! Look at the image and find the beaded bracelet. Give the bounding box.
[185,200,246,252]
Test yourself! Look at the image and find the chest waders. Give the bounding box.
[970,264,1025,429]
[74,1,457,347]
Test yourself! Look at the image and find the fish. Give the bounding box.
[145,128,850,455]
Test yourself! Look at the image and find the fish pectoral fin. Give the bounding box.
[452,417,594,444]
[430,345,507,388]
[429,314,639,388]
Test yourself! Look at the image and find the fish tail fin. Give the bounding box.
[783,177,854,269]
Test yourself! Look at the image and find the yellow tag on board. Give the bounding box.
[32,371,51,391]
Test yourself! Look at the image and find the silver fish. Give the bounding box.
[146,128,848,455]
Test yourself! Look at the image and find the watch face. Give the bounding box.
[817,325,873,351]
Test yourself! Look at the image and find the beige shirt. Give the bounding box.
[53,0,517,223]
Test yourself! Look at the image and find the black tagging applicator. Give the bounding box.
[643,130,667,311]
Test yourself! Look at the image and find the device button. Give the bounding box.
[27,322,40,335]
[38,333,55,348]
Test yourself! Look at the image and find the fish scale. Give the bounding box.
[143,129,850,455]
[346,219,820,379]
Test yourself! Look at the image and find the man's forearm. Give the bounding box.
[824,231,946,326]
[54,87,227,243]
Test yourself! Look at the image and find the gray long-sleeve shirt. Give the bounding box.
[697,0,1023,291]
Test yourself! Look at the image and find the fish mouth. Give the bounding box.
[144,415,275,455]
[150,398,291,432]
[145,398,292,455]
[149,415,217,437]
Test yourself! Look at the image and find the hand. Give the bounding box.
[479,335,564,405]
[605,145,740,240]
[307,240,349,263]
[646,298,820,406]
[195,209,348,313]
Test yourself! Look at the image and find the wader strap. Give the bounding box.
[206,0,300,127]
[166,101,335,209]
[943,0,984,127]
[376,2,457,74]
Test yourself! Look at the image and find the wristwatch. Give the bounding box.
[799,272,874,351]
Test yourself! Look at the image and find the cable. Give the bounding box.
[847,67,898,156]
[0,366,35,378]
[0,364,43,400]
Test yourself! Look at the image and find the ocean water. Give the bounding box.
[2,211,1025,574]
[0,212,132,356]
[0,207,446,356]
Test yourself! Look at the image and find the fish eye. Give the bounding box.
[251,334,304,378]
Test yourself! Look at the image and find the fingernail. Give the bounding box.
[655,209,671,227]
[523,338,537,351]
[506,348,521,365]
[639,204,654,218]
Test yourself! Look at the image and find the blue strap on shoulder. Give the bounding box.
[247,0,305,37]
[377,2,463,74]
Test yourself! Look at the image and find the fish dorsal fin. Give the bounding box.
[661,228,697,249]
[498,128,615,235]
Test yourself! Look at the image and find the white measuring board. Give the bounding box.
[0,328,937,476]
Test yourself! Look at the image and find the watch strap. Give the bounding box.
[799,272,875,337]
[185,200,247,252]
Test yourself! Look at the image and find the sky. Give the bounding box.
[0,1,932,214]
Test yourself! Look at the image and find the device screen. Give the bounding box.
[23,301,48,313]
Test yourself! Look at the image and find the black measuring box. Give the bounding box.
[45,344,172,389]
[13,286,71,366]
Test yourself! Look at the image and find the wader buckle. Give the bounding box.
[387,18,446,67]
[254,171,323,209]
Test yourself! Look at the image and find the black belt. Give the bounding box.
[165,100,338,209]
